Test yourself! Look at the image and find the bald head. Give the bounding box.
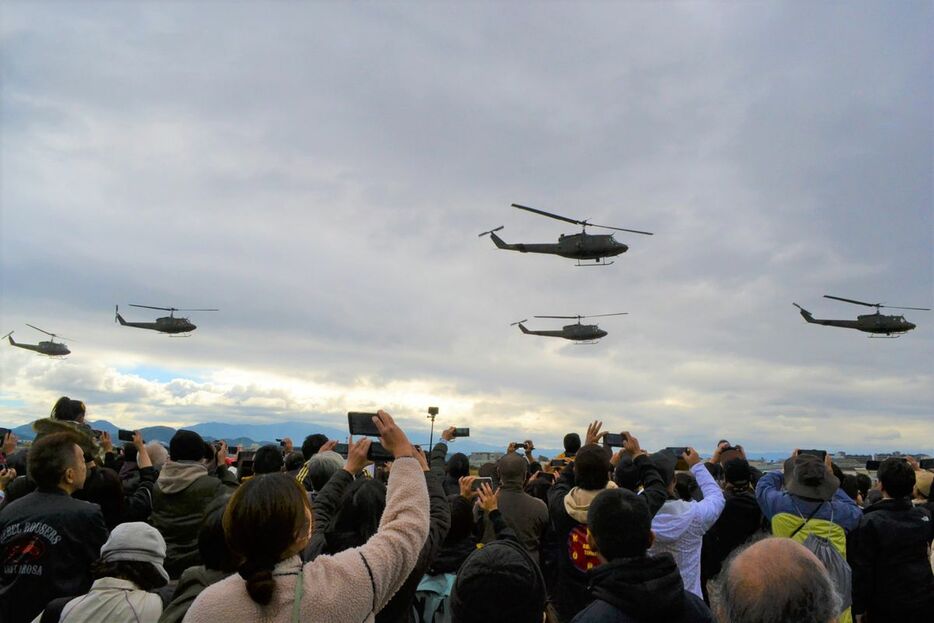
[712,538,840,623]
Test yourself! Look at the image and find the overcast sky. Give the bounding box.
[1,1,931,453]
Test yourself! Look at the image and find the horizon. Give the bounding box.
[1,2,932,453]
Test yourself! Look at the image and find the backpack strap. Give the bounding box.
[789,500,824,539]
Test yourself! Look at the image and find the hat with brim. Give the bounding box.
[784,455,839,501]
[914,470,933,499]
[99,522,170,585]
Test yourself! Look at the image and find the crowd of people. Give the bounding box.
[0,396,932,623]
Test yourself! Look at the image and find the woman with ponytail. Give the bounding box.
[182,410,429,623]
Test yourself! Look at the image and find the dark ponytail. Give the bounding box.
[224,474,312,606]
[241,561,276,605]
[51,396,85,422]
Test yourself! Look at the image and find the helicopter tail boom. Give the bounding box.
[793,303,816,323]
[115,306,127,325]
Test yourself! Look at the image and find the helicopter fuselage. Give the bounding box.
[7,335,70,356]
[517,322,608,341]
[797,307,916,335]
[489,231,628,260]
[116,312,196,334]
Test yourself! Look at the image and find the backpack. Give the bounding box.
[790,501,852,611]
[413,573,456,623]
[567,523,601,574]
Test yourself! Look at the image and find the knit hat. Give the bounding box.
[99,522,169,585]
[649,450,678,486]
[915,470,933,499]
[169,430,206,461]
[450,538,546,623]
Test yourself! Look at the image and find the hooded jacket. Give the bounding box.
[476,453,548,563]
[151,461,237,579]
[158,566,233,623]
[850,497,934,618]
[0,489,109,623]
[31,417,101,462]
[570,554,712,623]
[649,462,725,598]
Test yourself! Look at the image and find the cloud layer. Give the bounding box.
[1,2,931,453]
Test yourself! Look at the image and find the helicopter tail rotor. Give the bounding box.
[510,319,529,326]
[478,226,505,237]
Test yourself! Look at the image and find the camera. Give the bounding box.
[428,406,439,416]
[453,427,470,438]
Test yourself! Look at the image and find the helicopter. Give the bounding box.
[793,295,929,337]
[116,304,218,335]
[3,324,72,356]
[511,313,628,343]
[479,203,653,266]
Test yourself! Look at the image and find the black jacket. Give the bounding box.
[549,454,668,622]
[571,554,712,623]
[700,487,763,600]
[850,497,934,618]
[0,489,109,623]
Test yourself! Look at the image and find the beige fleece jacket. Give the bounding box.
[182,457,429,623]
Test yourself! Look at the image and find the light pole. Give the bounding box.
[427,406,439,449]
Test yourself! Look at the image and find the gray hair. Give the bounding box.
[145,441,169,469]
[710,537,842,623]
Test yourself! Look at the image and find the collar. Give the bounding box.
[90,577,139,591]
[272,555,303,576]
[864,497,913,513]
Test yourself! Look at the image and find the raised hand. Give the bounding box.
[477,482,498,513]
[585,421,605,446]
[373,410,416,459]
[344,437,372,474]
[441,426,457,442]
[459,475,478,500]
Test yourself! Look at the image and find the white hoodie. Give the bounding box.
[649,462,725,597]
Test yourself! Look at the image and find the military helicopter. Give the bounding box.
[479,203,653,266]
[116,304,217,335]
[793,295,929,337]
[511,313,628,343]
[3,324,72,356]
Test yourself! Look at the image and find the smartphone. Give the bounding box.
[550,459,569,468]
[664,447,689,471]
[604,433,627,448]
[471,476,493,491]
[798,449,827,460]
[117,429,135,442]
[453,427,470,438]
[367,441,393,462]
[865,460,882,470]
[348,412,381,437]
[332,443,350,458]
[237,450,255,463]
[921,459,934,470]
[512,441,528,450]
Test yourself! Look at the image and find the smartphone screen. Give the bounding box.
[347,412,381,437]
[453,427,470,438]
[117,429,135,442]
[471,476,493,491]
[604,433,625,448]
[799,449,827,460]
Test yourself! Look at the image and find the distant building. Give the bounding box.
[469,451,505,467]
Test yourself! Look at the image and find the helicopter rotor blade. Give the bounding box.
[581,312,629,319]
[510,319,529,326]
[823,295,880,308]
[129,304,175,311]
[25,323,74,341]
[174,308,219,312]
[511,204,583,226]
[587,223,654,236]
[478,226,504,237]
[881,305,931,311]
[534,315,582,320]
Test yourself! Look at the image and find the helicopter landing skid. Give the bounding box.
[573,340,601,345]
[575,259,614,267]
[868,334,901,339]
[168,334,192,338]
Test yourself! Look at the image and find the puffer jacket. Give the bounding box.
[850,497,934,619]
[31,417,101,462]
[151,461,236,579]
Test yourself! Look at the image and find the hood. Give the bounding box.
[430,538,477,575]
[588,554,686,622]
[651,499,694,542]
[157,461,209,494]
[564,482,618,523]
